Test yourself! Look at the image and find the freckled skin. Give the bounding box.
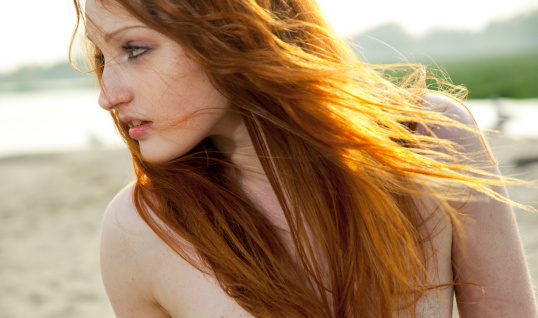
[88,0,538,316]
[86,0,243,164]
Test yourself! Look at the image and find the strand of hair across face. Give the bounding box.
[70,0,517,316]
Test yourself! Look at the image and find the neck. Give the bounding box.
[210,117,290,230]
[210,119,269,185]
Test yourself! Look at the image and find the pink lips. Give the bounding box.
[119,115,153,139]
[129,122,152,139]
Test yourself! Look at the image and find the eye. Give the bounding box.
[122,45,149,60]
[95,54,105,73]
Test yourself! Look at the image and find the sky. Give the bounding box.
[1,0,537,74]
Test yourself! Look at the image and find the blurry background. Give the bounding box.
[1,0,537,317]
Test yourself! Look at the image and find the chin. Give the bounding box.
[138,143,190,163]
[140,150,177,163]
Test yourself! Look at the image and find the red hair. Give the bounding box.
[71,0,511,316]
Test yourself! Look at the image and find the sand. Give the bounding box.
[1,134,537,318]
[0,150,132,318]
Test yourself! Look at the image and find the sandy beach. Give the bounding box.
[0,149,132,318]
[1,133,537,318]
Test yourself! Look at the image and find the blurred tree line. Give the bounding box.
[0,10,537,99]
[349,10,538,99]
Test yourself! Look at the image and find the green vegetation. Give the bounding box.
[1,55,536,99]
[0,61,93,93]
[1,11,537,98]
[352,10,538,99]
[432,53,538,99]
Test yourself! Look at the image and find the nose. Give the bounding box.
[98,63,133,111]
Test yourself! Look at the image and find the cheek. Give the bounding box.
[161,75,228,119]
[146,50,230,130]
[157,53,224,105]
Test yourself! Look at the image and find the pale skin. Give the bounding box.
[86,1,538,317]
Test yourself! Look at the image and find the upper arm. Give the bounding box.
[424,94,537,317]
[100,183,170,318]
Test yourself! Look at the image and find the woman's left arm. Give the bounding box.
[427,94,538,317]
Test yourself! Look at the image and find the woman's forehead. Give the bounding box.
[84,0,134,25]
[84,0,143,40]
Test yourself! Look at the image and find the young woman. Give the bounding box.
[72,0,537,316]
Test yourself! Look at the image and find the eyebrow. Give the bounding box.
[86,25,149,44]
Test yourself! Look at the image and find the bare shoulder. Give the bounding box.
[422,92,496,165]
[423,92,473,119]
[102,182,157,244]
[101,184,256,318]
[421,94,538,316]
[100,182,171,317]
[101,182,162,258]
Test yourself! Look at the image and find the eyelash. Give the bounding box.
[94,44,149,72]
[122,45,149,60]
[95,54,105,73]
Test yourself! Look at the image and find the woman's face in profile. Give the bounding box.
[85,0,239,162]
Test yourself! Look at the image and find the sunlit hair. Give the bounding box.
[71,0,511,316]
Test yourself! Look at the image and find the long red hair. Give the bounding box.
[71,0,510,316]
